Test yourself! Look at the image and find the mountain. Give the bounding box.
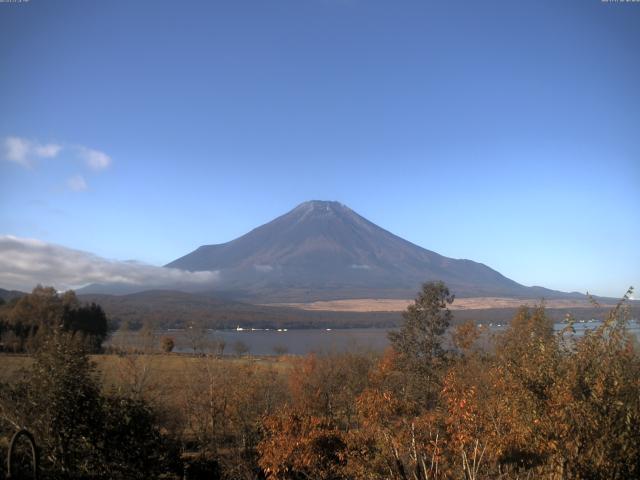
[167,200,577,302]
[0,287,26,303]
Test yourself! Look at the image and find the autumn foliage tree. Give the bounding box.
[542,291,640,479]
[302,285,639,480]
[259,411,348,480]
[0,286,109,352]
[258,352,374,480]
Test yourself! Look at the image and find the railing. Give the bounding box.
[6,429,38,480]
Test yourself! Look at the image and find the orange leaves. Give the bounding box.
[451,320,483,353]
[258,299,640,480]
[258,410,347,480]
[372,347,399,380]
[442,369,481,453]
[355,388,404,428]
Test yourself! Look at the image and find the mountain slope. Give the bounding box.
[167,200,573,301]
[0,288,26,302]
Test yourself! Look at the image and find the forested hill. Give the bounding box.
[0,288,25,303]
[76,290,636,331]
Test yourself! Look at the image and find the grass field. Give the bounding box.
[0,353,292,395]
[267,296,619,312]
[0,354,33,383]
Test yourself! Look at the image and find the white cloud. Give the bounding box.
[0,235,220,292]
[2,136,113,175]
[4,137,30,166]
[350,264,371,270]
[77,146,112,170]
[67,174,88,191]
[3,136,62,167]
[34,143,62,158]
[254,264,274,273]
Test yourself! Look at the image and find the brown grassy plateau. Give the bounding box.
[268,296,618,312]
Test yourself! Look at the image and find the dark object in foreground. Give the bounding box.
[6,429,38,480]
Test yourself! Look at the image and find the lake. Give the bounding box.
[108,319,640,356]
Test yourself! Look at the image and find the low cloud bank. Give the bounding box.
[0,235,219,292]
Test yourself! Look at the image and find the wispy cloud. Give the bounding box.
[77,146,112,170]
[2,136,113,192]
[3,136,62,167]
[0,235,220,292]
[254,264,274,273]
[67,174,88,191]
[5,137,30,165]
[34,143,63,158]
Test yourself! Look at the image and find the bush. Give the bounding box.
[160,336,175,353]
[101,395,181,479]
[0,330,179,479]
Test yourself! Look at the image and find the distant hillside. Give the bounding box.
[167,200,582,302]
[0,288,25,303]
[2,286,633,331]
[77,289,637,331]
[77,290,399,330]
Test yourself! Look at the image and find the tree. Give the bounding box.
[216,338,227,356]
[1,286,66,351]
[138,320,156,352]
[388,281,454,363]
[387,281,453,406]
[546,290,640,479]
[233,340,250,357]
[259,411,348,480]
[101,395,180,479]
[0,331,105,475]
[0,330,180,479]
[160,335,175,353]
[186,320,206,354]
[0,286,109,352]
[62,301,109,352]
[273,344,289,356]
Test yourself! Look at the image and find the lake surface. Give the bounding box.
[109,319,640,356]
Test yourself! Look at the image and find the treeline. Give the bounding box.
[0,286,109,353]
[5,287,634,333]
[79,290,402,330]
[0,282,638,479]
[77,290,640,331]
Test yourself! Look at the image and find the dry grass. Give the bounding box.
[266,297,617,312]
[0,354,33,383]
[0,353,293,391]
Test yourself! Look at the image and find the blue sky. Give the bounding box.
[0,0,638,297]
